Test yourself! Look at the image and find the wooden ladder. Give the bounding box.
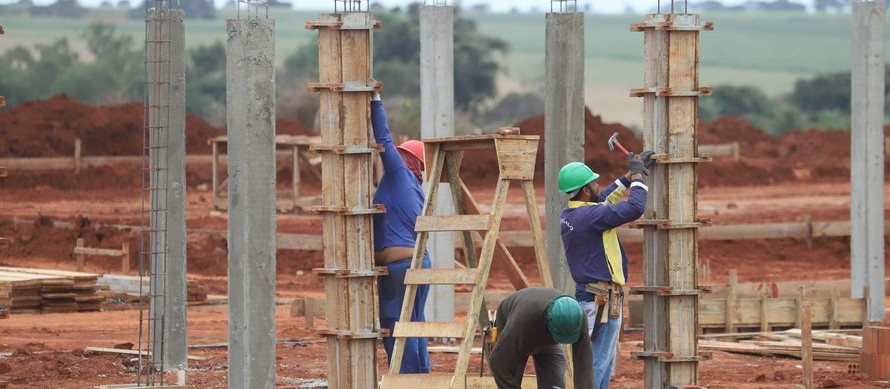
[380,134,552,388]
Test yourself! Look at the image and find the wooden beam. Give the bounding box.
[85,346,207,361]
[801,305,814,389]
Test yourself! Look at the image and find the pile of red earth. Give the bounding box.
[0,95,315,189]
[0,95,885,189]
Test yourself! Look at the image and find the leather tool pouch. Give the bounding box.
[587,283,610,307]
[609,288,623,319]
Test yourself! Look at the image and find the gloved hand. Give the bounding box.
[372,91,381,101]
[640,150,656,170]
[627,152,649,176]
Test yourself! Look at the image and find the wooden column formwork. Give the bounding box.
[306,12,383,389]
[630,14,713,388]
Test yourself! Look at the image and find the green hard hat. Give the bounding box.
[547,295,585,344]
[558,162,599,193]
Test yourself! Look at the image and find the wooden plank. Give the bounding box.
[381,373,537,389]
[415,215,490,232]
[392,322,466,339]
[726,269,737,333]
[74,247,125,257]
[404,269,478,285]
[494,137,539,181]
[85,347,207,361]
[276,233,322,251]
[0,267,98,279]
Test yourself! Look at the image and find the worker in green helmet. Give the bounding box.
[488,287,593,389]
[557,152,654,389]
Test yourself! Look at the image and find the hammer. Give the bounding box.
[607,132,630,156]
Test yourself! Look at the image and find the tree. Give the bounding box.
[281,4,508,110]
[699,85,771,121]
[30,0,87,18]
[186,42,226,122]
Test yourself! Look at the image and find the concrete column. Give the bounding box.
[147,8,187,373]
[165,9,188,371]
[226,18,277,389]
[420,4,455,323]
[544,12,585,294]
[851,0,885,322]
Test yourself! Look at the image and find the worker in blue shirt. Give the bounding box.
[557,151,653,389]
[371,91,431,374]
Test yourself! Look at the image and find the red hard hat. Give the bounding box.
[396,140,424,162]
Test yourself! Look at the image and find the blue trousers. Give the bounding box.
[580,299,622,389]
[379,257,431,374]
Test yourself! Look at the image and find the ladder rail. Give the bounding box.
[452,178,511,382]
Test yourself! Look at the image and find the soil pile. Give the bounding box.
[2,95,886,189]
[460,108,640,186]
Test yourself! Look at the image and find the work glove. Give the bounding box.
[628,152,649,176]
[372,91,381,101]
[640,150,656,170]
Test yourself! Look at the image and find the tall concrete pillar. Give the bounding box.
[146,8,187,373]
[544,11,585,294]
[226,18,277,388]
[420,4,455,323]
[851,0,885,322]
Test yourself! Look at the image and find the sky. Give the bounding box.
[9,0,821,14]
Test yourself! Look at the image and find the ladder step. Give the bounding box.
[415,215,490,232]
[392,322,466,339]
[404,269,478,285]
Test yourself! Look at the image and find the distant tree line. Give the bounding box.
[700,68,890,134]
[0,0,217,19]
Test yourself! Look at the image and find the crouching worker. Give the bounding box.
[489,287,593,389]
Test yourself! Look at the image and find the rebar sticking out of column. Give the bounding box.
[236,0,269,19]
[335,0,366,12]
[657,0,690,14]
[551,0,577,13]
[423,0,448,5]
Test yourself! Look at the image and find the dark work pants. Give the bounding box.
[379,256,431,374]
[490,343,567,389]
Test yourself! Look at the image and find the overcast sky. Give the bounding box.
[10,0,821,14]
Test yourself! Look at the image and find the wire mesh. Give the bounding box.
[334,0,366,12]
[236,0,269,19]
[139,0,172,385]
[551,0,578,13]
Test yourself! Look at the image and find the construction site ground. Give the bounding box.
[1,97,890,388]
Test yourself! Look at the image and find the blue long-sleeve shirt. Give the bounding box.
[559,177,648,301]
[371,100,428,256]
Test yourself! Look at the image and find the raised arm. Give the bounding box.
[371,97,407,173]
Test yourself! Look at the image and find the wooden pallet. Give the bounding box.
[381,134,551,388]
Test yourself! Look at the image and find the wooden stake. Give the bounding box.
[801,304,813,389]
[74,138,82,175]
[760,282,770,332]
[292,145,300,210]
[211,140,219,208]
[726,269,737,333]
[121,241,130,274]
[75,238,85,272]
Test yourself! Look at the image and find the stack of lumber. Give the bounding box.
[0,267,101,313]
[698,329,862,361]
[187,279,208,304]
[97,274,209,305]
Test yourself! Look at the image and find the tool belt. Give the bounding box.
[584,281,624,324]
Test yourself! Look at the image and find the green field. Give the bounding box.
[0,8,885,126]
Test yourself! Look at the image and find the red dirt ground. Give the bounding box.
[0,96,888,388]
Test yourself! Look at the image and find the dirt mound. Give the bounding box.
[460,108,639,185]
[0,94,223,157]
[0,95,318,190]
[1,96,882,190]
